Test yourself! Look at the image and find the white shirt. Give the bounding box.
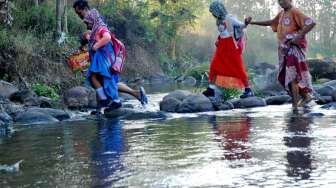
[218,15,246,39]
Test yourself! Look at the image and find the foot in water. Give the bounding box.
[298,95,314,107]
[240,88,254,99]
[139,86,148,105]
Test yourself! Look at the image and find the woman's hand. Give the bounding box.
[245,16,252,26]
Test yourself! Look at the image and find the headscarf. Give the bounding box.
[83,9,108,47]
[209,0,228,20]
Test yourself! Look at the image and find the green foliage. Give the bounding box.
[0,28,12,50]
[186,63,210,81]
[221,88,242,101]
[32,83,60,101]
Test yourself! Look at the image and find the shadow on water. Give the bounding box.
[284,113,314,180]
[209,116,251,161]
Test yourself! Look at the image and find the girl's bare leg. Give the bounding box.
[91,73,102,89]
[118,83,140,100]
[290,81,300,109]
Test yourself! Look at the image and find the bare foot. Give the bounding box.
[298,95,313,107]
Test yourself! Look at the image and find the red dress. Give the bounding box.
[209,36,249,89]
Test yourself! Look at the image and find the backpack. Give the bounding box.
[106,33,126,74]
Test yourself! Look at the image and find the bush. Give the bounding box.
[32,83,60,101]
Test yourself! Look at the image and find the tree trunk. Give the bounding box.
[34,0,39,6]
[56,0,62,41]
[63,0,68,33]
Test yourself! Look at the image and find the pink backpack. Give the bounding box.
[106,34,126,74]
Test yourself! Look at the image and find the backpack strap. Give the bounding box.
[224,19,238,49]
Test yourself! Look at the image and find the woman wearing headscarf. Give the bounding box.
[246,0,316,110]
[203,0,254,99]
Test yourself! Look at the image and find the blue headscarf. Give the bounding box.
[209,0,228,20]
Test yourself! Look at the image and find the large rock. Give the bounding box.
[63,86,90,108]
[181,76,197,86]
[323,80,336,89]
[0,80,18,98]
[177,94,214,113]
[255,69,284,95]
[316,85,335,96]
[253,62,276,75]
[15,111,59,125]
[104,108,167,120]
[316,96,333,105]
[162,90,192,102]
[266,95,291,105]
[228,97,267,108]
[25,107,70,121]
[218,102,234,111]
[307,59,336,80]
[10,90,39,106]
[160,97,181,112]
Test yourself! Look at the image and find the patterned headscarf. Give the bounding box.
[209,0,228,20]
[83,9,107,45]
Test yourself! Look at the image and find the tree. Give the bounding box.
[56,0,62,41]
[63,0,68,33]
[34,0,39,6]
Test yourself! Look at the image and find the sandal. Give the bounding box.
[139,86,148,105]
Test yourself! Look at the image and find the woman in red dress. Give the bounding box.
[203,1,254,99]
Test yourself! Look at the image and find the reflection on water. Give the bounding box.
[91,119,125,187]
[210,116,251,160]
[1,104,336,187]
[284,115,314,180]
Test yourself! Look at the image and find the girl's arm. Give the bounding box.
[93,32,111,51]
[250,20,273,26]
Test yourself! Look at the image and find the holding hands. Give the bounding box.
[244,16,252,26]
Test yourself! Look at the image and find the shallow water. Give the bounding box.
[1,93,336,187]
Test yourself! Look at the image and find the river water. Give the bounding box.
[1,90,336,187]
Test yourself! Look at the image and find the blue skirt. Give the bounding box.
[87,42,119,102]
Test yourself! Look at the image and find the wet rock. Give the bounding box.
[307,58,336,80]
[207,87,225,110]
[316,96,333,105]
[321,102,336,110]
[228,97,267,108]
[63,86,90,108]
[160,97,181,112]
[266,95,291,105]
[316,85,335,96]
[104,108,167,120]
[10,90,39,106]
[177,94,214,113]
[162,90,192,102]
[218,102,234,111]
[15,111,59,125]
[0,112,12,124]
[0,80,18,98]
